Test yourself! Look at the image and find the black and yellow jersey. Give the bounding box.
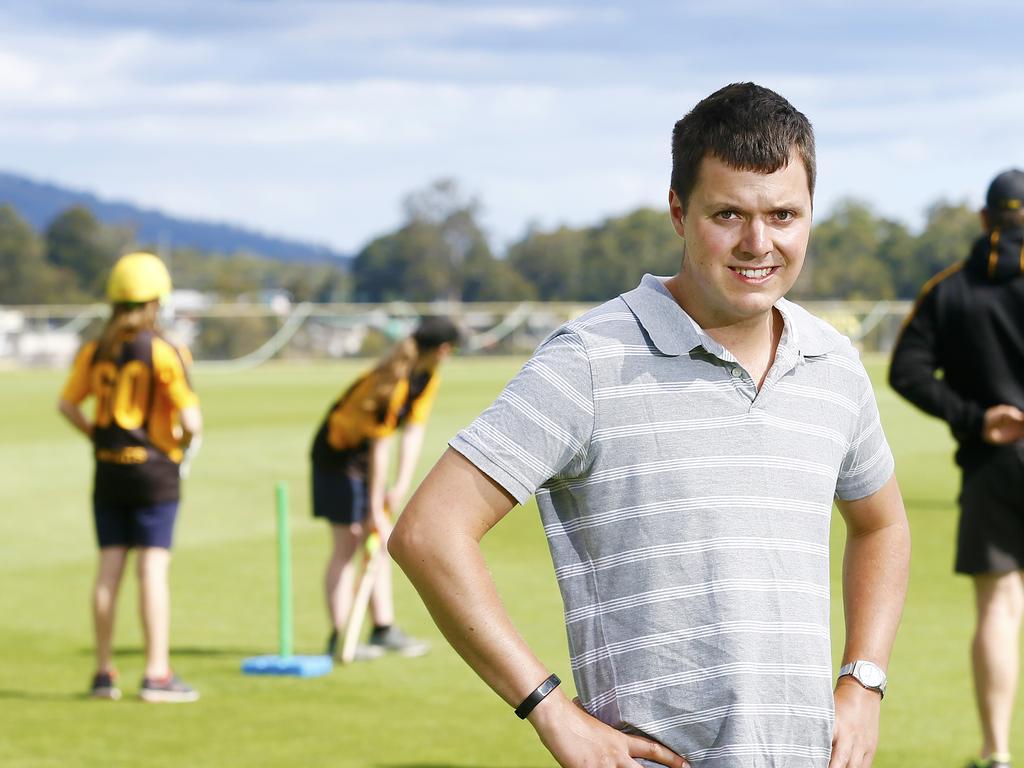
[890,226,1024,468]
[61,329,199,505]
[310,367,441,470]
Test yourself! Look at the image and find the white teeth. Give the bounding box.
[734,267,773,278]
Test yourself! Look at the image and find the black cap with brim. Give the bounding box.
[986,169,1024,211]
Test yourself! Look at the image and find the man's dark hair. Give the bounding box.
[670,82,816,212]
[412,315,461,350]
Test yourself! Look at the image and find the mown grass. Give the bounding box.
[0,355,1015,766]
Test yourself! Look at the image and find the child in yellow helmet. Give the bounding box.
[58,252,203,702]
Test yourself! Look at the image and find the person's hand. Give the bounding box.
[829,677,881,768]
[178,435,202,479]
[529,692,688,768]
[982,404,1024,445]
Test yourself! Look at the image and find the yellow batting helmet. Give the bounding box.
[107,252,172,303]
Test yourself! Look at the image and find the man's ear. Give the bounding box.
[668,189,686,239]
[980,207,991,231]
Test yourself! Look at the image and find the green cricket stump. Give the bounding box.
[242,481,333,677]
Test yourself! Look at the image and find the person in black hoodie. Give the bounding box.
[890,169,1024,768]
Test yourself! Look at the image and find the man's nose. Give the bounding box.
[739,219,772,258]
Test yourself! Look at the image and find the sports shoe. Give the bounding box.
[327,629,384,662]
[367,625,430,657]
[89,670,122,700]
[965,756,1012,768]
[352,644,385,661]
[139,673,200,703]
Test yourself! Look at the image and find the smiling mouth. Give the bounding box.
[730,266,779,279]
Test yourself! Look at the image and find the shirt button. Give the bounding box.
[731,367,743,378]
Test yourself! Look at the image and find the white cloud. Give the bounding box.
[0,1,1022,253]
[288,2,606,39]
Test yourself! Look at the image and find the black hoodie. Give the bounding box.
[889,226,1024,468]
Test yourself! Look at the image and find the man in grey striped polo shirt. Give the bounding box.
[391,82,911,768]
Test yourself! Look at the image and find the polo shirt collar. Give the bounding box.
[774,297,837,358]
[620,274,701,356]
[620,274,838,359]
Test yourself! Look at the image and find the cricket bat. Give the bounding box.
[339,532,385,664]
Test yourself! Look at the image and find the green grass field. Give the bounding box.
[0,355,1015,766]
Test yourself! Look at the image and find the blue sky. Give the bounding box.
[1,1,1022,254]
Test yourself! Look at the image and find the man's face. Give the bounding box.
[669,150,812,329]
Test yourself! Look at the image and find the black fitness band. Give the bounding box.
[514,673,561,719]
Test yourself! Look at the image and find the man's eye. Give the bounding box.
[717,211,738,220]
[776,210,794,221]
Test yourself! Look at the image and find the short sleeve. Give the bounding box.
[152,339,199,411]
[450,329,594,505]
[60,341,97,404]
[835,362,895,501]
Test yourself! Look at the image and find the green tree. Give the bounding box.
[579,208,678,300]
[796,199,903,300]
[904,201,980,296]
[353,222,454,302]
[353,179,519,302]
[461,247,536,301]
[45,206,129,298]
[507,225,585,300]
[0,205,63,303]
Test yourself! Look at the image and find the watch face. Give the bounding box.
[857,662,886,688]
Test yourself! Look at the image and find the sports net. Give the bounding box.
[0,298,913,370]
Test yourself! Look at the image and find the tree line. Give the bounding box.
[0,178,983,306]
[0,205,349,306]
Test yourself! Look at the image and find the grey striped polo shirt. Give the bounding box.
[450,273,894,767]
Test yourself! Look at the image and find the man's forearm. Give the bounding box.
[838,482,911,667]
[828,476,911,768]
[841,526,910,666]
[395,523,554,704]
[389,450,551,707]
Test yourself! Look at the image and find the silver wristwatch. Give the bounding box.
[838,660,887,698]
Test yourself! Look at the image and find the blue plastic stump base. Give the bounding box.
[241,654,333,677]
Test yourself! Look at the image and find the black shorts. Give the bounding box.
[94,499,179,549]
[955,444,1024,575]
[311,466,367,526]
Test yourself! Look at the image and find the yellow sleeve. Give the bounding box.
[59,341,98,403]
[152,338,199,411]
[407,373,440,425]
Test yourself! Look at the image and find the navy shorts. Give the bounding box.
[956,444,1024,575]
[93,499,179,549]
[311,467,368,525]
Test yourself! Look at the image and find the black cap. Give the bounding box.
[986,169,1024,211]
[412,316,461,350]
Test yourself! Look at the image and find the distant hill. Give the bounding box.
[0,171,349,264]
